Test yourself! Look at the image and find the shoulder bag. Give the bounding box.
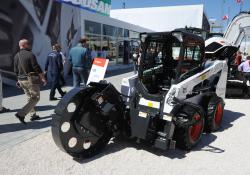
[18,53,41,85]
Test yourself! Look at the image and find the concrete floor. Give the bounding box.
[0,72,249,175]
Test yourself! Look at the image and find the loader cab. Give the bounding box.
[138,30,205,97]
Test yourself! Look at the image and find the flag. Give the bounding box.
[236,0,242,3]
[222,15,229,20]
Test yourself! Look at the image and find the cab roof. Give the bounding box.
[140,29,204,45]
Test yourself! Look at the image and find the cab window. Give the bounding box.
[180,45,202,75]
[184,45,201,61]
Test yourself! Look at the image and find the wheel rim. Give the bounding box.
[214,102,223,125]
[189,114,203,142]
[52,88,111,158]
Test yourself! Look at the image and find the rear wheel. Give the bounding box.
[174,107,205,150]
[206,97,224,132]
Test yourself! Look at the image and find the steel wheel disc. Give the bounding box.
[52,87,111,159]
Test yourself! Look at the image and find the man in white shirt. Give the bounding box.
[238,55,250,96]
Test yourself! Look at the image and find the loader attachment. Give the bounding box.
[51,82,125,158]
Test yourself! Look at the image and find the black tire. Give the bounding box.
[68,99,112,159]
[205,97,224,132]
[226,81,245,98]
[174,106,205,150]
[52,87,112,159]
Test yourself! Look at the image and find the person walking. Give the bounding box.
[69,38,90,87]
[45,44,66,101]
[238,55,250,97]
[14,39,46,124]
[0,72,10,113]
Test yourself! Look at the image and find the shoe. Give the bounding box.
[50,97,58,101]
[0,107,10,114]
[30,114,41,121]
[15,113,26,124]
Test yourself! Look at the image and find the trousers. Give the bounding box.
[50,72,64,98]
[0,73,3,110]
[18,80,40,117]
[72,67,88,87]
[242,72,250,94]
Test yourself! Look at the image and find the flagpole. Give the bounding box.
[122,0,126,9]
[240,1,243,12]
[227,6,230,26]
[221,0,225,33]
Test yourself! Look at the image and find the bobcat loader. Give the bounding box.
[51,29,237,159]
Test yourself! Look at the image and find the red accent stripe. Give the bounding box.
[93,58,106,67]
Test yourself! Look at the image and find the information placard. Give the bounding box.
[87,58,109,85]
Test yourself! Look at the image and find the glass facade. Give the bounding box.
[85,20,140,65]
[85,20,101,35]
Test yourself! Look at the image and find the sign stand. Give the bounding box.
[87,58,109,85]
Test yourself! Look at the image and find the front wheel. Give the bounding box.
[205,97,224,132]
[174,106,205,150]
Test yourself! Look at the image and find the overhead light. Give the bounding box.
[140,34,148,43]
[172,32,183,42]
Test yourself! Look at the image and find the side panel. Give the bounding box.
[163,60,227,114]
[216,62,228,98]
[121,74,138,104]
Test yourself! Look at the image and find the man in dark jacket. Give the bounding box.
[45,44,66,100]
[69,38,90,87]
[14,39,46,124]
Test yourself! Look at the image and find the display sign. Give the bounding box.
[87,58,109,85]
[56,0,112,16]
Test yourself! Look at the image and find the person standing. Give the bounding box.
[14,39,46,124]
[0,72,10,113]
[101,47,107,59]
[45,44,66,101]
[238,56,250,97]
[132,48,141,74]
[91,45,97,60]
[235,51,242,66]
[69,38,90,87]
